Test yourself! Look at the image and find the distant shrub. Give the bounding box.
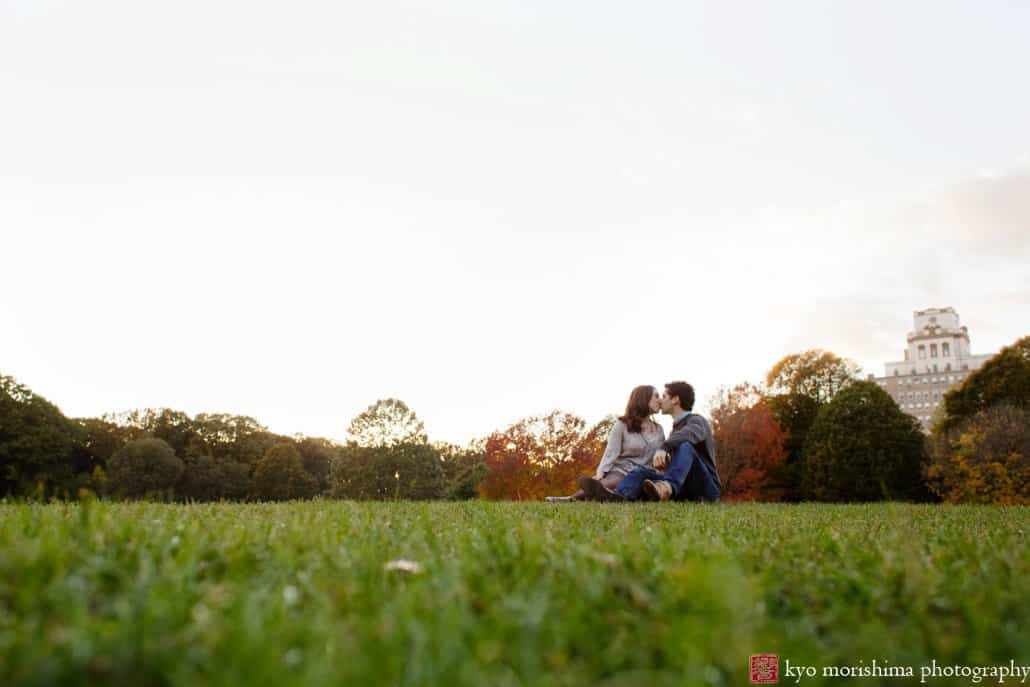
[437,443,486,500]
[252,443,319,501]
[295,437,335,493]
[176,454,251,502]
[107,438,184,499]
[330,443,446,500]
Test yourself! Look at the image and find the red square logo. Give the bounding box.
[750,654,779,684]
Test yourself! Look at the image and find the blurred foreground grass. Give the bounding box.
[1,500,1027,686]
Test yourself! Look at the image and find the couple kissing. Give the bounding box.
[548,381,721,503]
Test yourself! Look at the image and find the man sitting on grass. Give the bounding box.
[579,381,721,503]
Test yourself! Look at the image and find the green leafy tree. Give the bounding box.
[73,417,129,470]
[764,351,860,501]
[938,335,1030,433]
[107,438,184,500]
[765,392,821,500]
[105,408,200,457]
[801,381,928,502]
[766,349,861,403]
[251,443,319,501]
[435,440,486,500]
[295,436,335,493]
[347,399,427,447]
[330,442,445,500]
[192,413,279,466]
[176,453,251,502]
[0,374,82,497]
[176,453,225,502]
[216,460,251,501]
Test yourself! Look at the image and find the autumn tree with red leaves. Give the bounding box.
[478,411,606,501]
[709,383,789,501]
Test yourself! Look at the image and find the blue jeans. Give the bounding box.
[616,443,720,502]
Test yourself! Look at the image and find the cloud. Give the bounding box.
[942,171,1030,254]
[888,169,1030,257]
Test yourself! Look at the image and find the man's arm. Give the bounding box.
[660,415,709,453]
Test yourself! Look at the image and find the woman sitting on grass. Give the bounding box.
[546,385,665,501]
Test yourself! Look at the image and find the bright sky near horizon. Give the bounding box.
[2,1,1029,445]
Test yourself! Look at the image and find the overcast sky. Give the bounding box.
[2,1,1028,444]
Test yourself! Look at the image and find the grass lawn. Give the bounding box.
[1,500,1027,686]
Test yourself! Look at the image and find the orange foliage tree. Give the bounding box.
[709,383,789,501]
[927,404,1030,504]
[478,411,606,500]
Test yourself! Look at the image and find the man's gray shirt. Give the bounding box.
[661,413,721,491]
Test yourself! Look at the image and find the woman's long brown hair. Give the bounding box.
[619,385,656,433]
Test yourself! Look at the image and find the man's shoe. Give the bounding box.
[578,477,625,502]
[642,479,673,502]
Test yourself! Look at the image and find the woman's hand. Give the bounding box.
[653,449,669,471]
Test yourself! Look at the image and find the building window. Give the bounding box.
[894,369,899,376]
[933,364,938,372]
[930,343,938,358]
[918,345,926,359]
[943,342,950,356]
[945,363,951,372]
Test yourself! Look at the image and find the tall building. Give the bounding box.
[871,307,993,431]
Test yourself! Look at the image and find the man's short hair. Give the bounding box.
[665,381,695,411]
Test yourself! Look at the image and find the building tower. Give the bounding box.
[872,307,993,431]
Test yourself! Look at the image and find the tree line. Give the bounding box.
[0,392,484,502]
[2,334,1027,503]
[705,337,1029,504]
